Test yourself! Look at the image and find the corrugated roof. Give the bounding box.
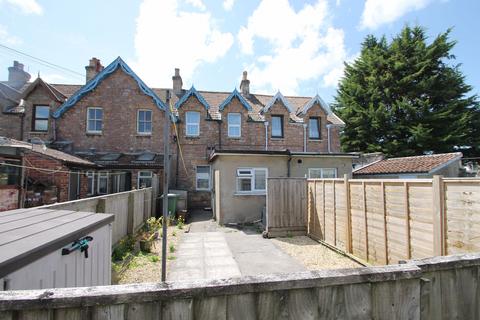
[353,152,463,175]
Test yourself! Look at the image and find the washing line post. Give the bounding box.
[161,90,171,282]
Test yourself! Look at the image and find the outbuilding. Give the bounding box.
[0,208,113,290]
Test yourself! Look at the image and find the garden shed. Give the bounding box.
[0,208,114,290]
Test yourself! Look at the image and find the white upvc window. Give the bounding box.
[137,110,152,134]
[138,171,153,188]
[236,168,267,194]
[196,166,211,191]
[86,171,95,195]
[97,172,108,194]
[308,168,337,179]
[87,107,103,133]
[185,111,200,137]
[227,113,241,137]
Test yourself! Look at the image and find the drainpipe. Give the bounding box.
[264,121,269,150]
[218,121,222,149]
[327,124,332,153]
[303,123,307,152]
[287,151,292,177]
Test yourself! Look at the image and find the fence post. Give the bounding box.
[432,175,445,256]
[344,174,352,253]
[127,192,135,235]
[96,198,107,213]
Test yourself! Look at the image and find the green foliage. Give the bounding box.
[112,236,135,262]
[176,217,184,230]
[149,255,160,263]
[169,244,176,253]
[146,217,162,232]
[334,25,480,157]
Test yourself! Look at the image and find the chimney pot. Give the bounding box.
[240,70,250,96]
[172,68,183,96]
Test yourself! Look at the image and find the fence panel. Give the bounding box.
[266,178,307,237]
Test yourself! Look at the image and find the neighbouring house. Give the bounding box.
[0,57,346,212]
[353,152,463,179]
[0,136,97,210]
[210,149,357,224]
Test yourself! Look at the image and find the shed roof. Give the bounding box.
[353,152,463,176]
[0,208,114,278]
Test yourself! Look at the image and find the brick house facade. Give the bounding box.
[1,57,345,209]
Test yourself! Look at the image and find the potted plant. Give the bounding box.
[139,231,154,253]
[146,217,162,240]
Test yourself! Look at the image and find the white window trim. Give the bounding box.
[236,167,268,194]
[97,172,109,194]
[137,170,153,188]
[227,113,241,138]
[137,109,152,135]
[86,171,95,195]
[308,168,337,179]
[308,117,321,139]
[86,107,103,134]
[185,111,200,137]
[196,165,211,191]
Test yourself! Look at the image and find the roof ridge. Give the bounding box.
[386,152,462,161]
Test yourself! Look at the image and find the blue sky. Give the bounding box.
[0,0,478,103]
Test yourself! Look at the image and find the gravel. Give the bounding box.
[271,236,362,270]
[116,226,185,284]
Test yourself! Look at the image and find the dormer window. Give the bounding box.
[33,105,49,132]
[271,115,284,138]
[228,113,241,137]
[186,111,200,136]
[309,117,321,139]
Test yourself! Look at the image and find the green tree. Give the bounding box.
[333,26,480,157]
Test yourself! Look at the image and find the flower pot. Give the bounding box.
[139,240,152,253]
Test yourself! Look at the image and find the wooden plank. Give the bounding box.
[404,182,411,260]
[317,283,372,319]
[92,305,125,320]
[227,293,256,320]
[322,180,326,241]
[362,181,369,261]
[162,299,193,320]
[432,175,445,255]
[126,302,161,320]
[286,288,318,320]
[372,279,420,320]
[381,182,388,264]
[54,308,87,320]
[333,180,336,246]
[194,296,226,320]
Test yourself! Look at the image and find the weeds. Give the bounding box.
[169,244,176,253]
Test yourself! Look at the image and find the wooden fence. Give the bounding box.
[11,188,154,245]
[266,178,307,237]
[308,176,480,264]
[1,253,479,319]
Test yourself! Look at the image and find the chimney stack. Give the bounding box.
[172,68,183,96]
[240,70,250,96]
[8,61,31,90]
[85,57,104,83]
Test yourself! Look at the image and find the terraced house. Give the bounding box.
[0,57,354,216]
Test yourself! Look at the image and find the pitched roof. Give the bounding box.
[78,152,163,169]
[175,86,210,110]
[21,77,66,102]
[52,57,166,118]
[0,136,95,166]
[353,152,463,175]
[218,88,252,112]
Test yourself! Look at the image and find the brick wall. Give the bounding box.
[0,113,22,140]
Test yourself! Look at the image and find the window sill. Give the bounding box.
[136,133,152,137]
[196,189,211,192]
[185,136,200,139]
[308,139,323,142]
[86,132,102,136]
[227,136,242,140]
[271,137,284,141]
[29,131,48,135]
[234,192,266,196]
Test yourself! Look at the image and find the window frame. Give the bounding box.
[137,109,152,135]
[227,112,241,138]
[308,168,338,179]
[236,167,268,194]
[137,170,153,189]
[86,171,95,196]
[308,117,321,140]
[185,111,200,137]
[32,105,50,132]
[271,115,284,138]
[86,107,103,134]
[196,165,211,191]
[97,171,108,194]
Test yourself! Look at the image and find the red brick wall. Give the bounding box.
[0,113,22,140]
[264,101,304,152]
[56,68,167,153]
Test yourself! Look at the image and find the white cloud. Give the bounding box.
[0,25,22,45]
[185,0,205,11]
[1,0,43,15]
[132,0,233,87]
[223,0,235,11]
[238,0,348,95]
[360,0,433,30]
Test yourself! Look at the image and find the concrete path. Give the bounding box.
[168,210,306,281]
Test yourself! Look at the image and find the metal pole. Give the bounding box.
[161,90,171,282]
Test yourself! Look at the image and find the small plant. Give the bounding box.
[167,255,176,260]
[149,255,160,263]
[177,217,184,230]
[146,217,162,232]
[172,230,177,237]
[169,244,175,253]
[112,235,135,261]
